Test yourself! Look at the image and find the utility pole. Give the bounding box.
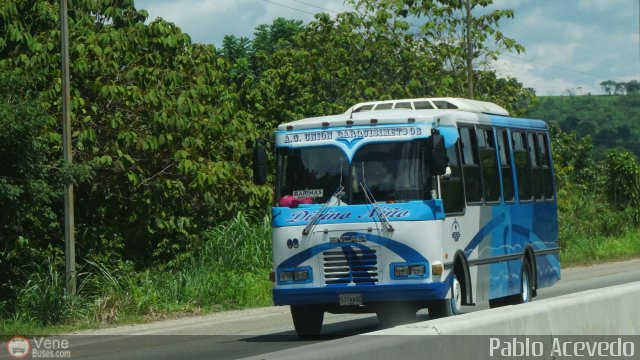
[60,0,76,295]
[465,0,474,99]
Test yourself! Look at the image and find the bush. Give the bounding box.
[551,126,640,263]
[2,212,273,329]
[10,255,95,327]
[0,71,61,305]
[606,150,640,220]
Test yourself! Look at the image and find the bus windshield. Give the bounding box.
[277,146,349,204]
[276,140,431,206]
[352,141,429,203]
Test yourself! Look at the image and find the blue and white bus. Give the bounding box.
[253,97,560,337]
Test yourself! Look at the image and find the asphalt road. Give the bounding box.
[55,259,640,359]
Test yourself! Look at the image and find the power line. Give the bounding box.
[291,0,340,14]
[260,0,316,16]
[501,53,611,79]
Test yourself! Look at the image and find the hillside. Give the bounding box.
[525,95,640,158]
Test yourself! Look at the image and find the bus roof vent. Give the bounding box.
[454,98,510,116]
[344,97,510,116]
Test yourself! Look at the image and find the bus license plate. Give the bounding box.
[339,293,362,306]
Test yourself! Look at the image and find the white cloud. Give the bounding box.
[494,56,603,95]
[578,0,629,12]
[491,0,639,95]
[137,0,268,43]
[136,0,351,45]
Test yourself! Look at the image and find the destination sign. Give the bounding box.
[293,189,323,198]
[279,126,425,145]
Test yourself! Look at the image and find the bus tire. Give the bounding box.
[512,259,534,304]
[492,259,534,308]
[489,297,505,308]
[428,275,461,318]
[290,305,324,338]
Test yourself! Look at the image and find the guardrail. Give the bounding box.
[243,282,640,360]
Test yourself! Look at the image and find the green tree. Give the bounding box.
[245,10,447,133]
[241,1,535,137]
[600,80,617,95]
[549,124,597,190]
[220,35,253,89]
[0,0,270,267]
[0,70,60,303]
[624,80,640,95]
[606,150,640,215]
[251,18,304,75]
[346,0,525,99]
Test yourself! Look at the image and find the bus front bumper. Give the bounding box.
[273,281,450,306]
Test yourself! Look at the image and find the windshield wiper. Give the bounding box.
[302,186,345,236]
[359,181,394,232]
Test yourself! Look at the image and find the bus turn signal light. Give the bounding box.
[432,263,444,276]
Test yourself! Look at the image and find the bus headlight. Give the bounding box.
[277,267,312,284]
[394,265,409,277]
[293,270,309,281]
[279,271,294,282]
[391,262,429,279]
[409,264,426,276]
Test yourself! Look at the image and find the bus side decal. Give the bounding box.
[463,212,506,257]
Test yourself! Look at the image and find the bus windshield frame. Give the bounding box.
[276,139,432,206]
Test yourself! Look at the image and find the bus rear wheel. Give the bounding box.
[428,275,461,318]
[489,260,534,308]
[511,260,534,304]
[290,305,324,338]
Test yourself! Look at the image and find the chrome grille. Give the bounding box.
[323,247,378,285]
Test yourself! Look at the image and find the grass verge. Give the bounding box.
[0,212,273,338]
[560,229,640,267]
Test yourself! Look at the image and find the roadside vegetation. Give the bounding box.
[1,0,639,336]
[1,212,272,336]
[550,125,640,266]
[527,94,640,264]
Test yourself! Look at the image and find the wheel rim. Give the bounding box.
[522,268,530,303]
[451,276,462,314]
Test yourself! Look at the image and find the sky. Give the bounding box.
[134,0,640,96]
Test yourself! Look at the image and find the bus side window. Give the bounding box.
[414,101,434,110]
[374,102,393,110]
[512,131,533,202]
[441,139,465,214]
[478,128,501,203]
[394,102,412,109]
[539,133,554,200]
[459,126,483,203]
[527,133,543,200]
[497,129,515,202]
[353,104,374,112]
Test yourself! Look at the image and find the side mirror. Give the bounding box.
[253,145,268,185]
[426,132,448,176]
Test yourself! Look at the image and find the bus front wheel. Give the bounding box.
[428,275,461,318]
[290,305,324,338]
